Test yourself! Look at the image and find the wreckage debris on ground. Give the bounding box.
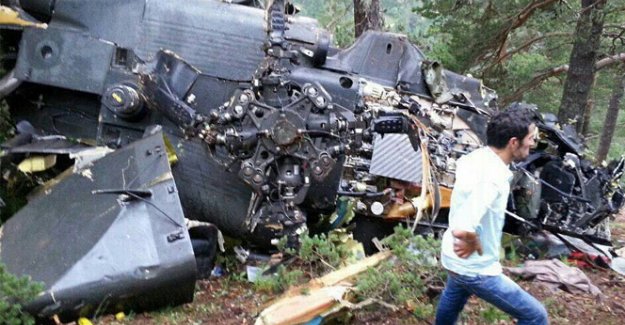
[0,0,623,321]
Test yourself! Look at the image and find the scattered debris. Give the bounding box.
[609,257,625,276]
[0,0,623,320]
[507,259,603,298]
[255,251,391,325]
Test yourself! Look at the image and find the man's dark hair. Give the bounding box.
[486,105,534,149]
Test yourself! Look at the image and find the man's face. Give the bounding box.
[510,123,537,162]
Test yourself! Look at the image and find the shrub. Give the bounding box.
[354,225,445,316]
[0,262,44,325]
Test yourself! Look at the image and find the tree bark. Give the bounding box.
[353,0,383,38]
[557,0,606,131]
[596,71,625,163]
[580,99,594,137]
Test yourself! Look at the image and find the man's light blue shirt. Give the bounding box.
[441,146,513,276]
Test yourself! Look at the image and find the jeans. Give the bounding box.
[435,272,548,325]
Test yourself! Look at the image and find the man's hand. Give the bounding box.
[452,230,483,258]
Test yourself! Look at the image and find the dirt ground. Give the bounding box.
[95,211,625,325]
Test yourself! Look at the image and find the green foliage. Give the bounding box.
[254,231,354,294]
[298,232,351,271]
[253,225,446,320]
[253,265,304,294]
[295,0,355,47]
[355,225,444,312]
[296,0,431,48]
[0,101,13,143]
[412,303,435,320]
[0,262,44,325]
[479,305,511,323]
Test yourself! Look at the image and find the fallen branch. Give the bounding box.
[255,251,392,325]
[313,251,392,287]
[346,297,399,312]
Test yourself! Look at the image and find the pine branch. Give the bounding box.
[476,0,560,64]
[501,52,625,106]
[483,32,571,71]
[502,64,569,105]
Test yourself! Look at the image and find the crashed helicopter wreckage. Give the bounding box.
[0,0,623,320]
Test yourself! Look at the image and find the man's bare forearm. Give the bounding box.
[452,230,483,258]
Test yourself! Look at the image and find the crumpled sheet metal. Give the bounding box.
[0,131,197,320]
[506,259,602,298]
[1,136,89,155]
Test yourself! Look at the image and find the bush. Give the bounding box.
[253,265,304,294]
[252,225,446,320]
[254,231,355,294]
[354,225,445,318]
[0,262,44,325]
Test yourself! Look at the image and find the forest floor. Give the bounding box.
[93,211,625,325]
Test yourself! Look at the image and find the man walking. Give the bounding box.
[435,108,548,325]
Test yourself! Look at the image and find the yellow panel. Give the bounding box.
[426,185,453,209]
[0,6,47,28]
[162,134,179,166]
[18,155,57,173]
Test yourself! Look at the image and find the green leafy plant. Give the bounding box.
[0,262,44,325]
[354,225,445,316]
[253,231,357,294]
[479,304,511,323]
[298,232,352,272]
[253,265,304,294]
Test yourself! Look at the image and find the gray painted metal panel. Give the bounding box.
[137,0,266,80]
[0,131,196,319]
[15,27,115,94]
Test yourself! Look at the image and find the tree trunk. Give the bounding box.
[596,71,625,163]
[580,99,594,138]
[557,0,606,131]
[353,0,383,38]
